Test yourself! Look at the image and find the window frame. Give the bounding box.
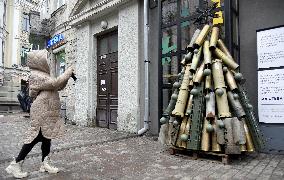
[158,0,238,129]
[22,13,30,32]
[57,0,65,9]
[2,41,4,66]
[224,0,240,64]
[55,50,66,77]
[3,1,7,26]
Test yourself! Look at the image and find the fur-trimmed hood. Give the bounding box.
[27,49,50,74]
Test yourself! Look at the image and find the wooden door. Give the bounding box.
[96,31,118,129]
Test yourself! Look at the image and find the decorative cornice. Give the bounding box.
[51,4,67,18]
[0,26,9,39]
[69,0,130,27]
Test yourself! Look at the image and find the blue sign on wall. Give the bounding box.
[47,34,64,48]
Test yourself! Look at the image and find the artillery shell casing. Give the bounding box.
[215,88,231,118]
[181,58,186,66]
[214,48,239,70]
[172,65,191,117]
[224,118,241,154]
[185,95,194,116]
[176,117,188,148]
[217,39,233,59]
[203,41,212,64]
[169,117,178,145]
[164,89,178,115]
[173,90,188,117]
[227,91,246,118]
[159,124,169,145]
[243,119,255,152]
[193,62,205,84]
[181,52,193,66]
[201,118,210,151]
[232,117,244,145]
[212,118,221,152]
[205,75,213,90]
[239,120,246,145]
[240,144,247,152]
[225,70,238,91]
[209,27,219,50]
[189,79,193,87]
[177,116,190,148]
[180,65,192,90]
[187,29,201,52]
[206,92,216,119]
[190,47,202,72]
[216,120,225,145]
[168,117,175,145]
[182,117,191,148]
[194,24,210,48]
[212,59,226,89]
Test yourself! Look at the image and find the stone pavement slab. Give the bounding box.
[0,113,284,180]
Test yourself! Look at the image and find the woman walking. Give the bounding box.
[5,49,74,178]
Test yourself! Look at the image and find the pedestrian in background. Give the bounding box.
[5,49,74,179]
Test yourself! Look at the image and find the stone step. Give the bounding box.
[0,86,21,92]
[0,92,8,97]
[0,94,20,100]
[0,97,19,103]
[0,92,20,99]
[3,80,21,87]
[0,104,21,113]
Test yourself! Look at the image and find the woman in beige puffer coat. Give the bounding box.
[6,49,74,179]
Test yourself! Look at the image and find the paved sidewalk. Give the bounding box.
[0,113,284,180]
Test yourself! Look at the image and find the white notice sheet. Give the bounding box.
[257,26,284,69]
[258,69,284,123]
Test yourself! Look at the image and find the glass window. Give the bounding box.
[232,14,239,46]
[55,51,66,77]
[162,0,177,25]
[98,37,108,56]
[108,33,118,53]
[57,0,65,8]
[159,0,227,122]
[162,56,178,84]
[232,0,238,11]
[162,89,172,112]
[20,47,29,66]
[22,14,30,32]
[180,0,199,18]
[233,48,239,63]
[29,34,46,50]
[181,21,190,50]
[162,26,177,55]
[2,41,4,65]
[3,2,6,26]
[98,32,118,56]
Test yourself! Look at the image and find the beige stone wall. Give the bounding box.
[47,0,78,123]
[117,0,140,133]
[48,0,143,133]
[73,22,92,126]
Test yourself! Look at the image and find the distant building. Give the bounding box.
[0,0,48,112]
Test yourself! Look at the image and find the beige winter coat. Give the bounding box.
[24,49,73,144]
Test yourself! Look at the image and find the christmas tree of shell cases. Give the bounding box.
[159,24,265,155]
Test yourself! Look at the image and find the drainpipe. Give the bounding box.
[138,0,149,135]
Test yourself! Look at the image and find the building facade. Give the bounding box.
[0,0,48,111]
[44,0,147,133]
[238,0,284,153]
[41,0,79,124]
[45,0,226,135]
[39,0,284,153]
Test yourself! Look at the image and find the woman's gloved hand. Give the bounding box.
[71,72,77,81]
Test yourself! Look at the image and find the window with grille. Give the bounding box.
[3,2,6,26]
[22,13,30,32]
